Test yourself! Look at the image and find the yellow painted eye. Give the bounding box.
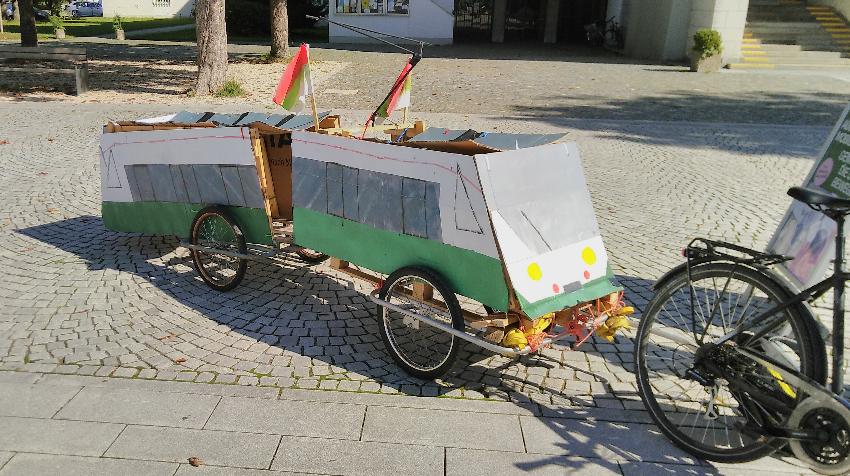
[527,262,542,281]
[581,246,597,266]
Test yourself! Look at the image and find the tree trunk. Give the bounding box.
[195,0,227,95]
[269,0,288,60]
[12,0,20,20]
[17,0,37,47]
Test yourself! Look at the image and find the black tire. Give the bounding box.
[190,207,247,292]
[635,262,825,464]
[378,267,465,380]
[295,247,328,264]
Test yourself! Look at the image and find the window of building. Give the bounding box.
[335,0,408,15]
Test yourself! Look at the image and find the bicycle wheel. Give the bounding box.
[635,262,825,463]
[295,247,328,264]
[190,207,247,292]
[378,267,465,379]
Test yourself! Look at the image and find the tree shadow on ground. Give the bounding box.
[510,90,845,144]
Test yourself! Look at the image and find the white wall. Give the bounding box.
[102,0,194,18]
[329,0,454,44]
[687,0,749,62]
[625,0,747,62]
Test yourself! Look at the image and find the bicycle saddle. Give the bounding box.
[787,186,850,214]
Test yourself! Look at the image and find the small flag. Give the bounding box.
[272,44,313,113]
[375,60,413,121]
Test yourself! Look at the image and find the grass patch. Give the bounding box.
[131,26,328,44]
[214,79,245,97]
[0,16,193,39]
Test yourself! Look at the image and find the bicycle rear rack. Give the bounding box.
[685,238,791,269]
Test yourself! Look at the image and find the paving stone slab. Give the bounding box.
[37,374,281,398]
[205,396,365,440]
[520,416,699,464]
[271,436,443,476]
[0,452,12,471]
[0,454,178,476]
[0,383,81,418]
[174,465,322,476]
[0,416,123,457]
[279,388,539,416]
[55,387,220,428]
[105,425,280,469]
[0,371,42,384]
[445,448,622,476]
[362,406,525,452]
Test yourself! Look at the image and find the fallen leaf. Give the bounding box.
[46,208,57,213]
[47,138,54,142]
[0,140,8,145]
[36,172,48,176]
[188,457,203,467]
[175,357,187,363]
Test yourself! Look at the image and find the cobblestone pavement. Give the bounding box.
[0,101,842,474]
[2,39,850,125]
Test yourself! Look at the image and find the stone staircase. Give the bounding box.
[728,0,850,70]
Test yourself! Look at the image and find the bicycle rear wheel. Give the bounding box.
[635,262,825,463]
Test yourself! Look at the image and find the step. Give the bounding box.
[728,61,850,70]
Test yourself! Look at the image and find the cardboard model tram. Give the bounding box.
[99,111,632,378]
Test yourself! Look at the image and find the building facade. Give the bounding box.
[329,0,756,63]
[101,0,194,18]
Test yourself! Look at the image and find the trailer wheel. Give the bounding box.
[295,247,328,264]
[378,267,465,379]
[190,207,247,292]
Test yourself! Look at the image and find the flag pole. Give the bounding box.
[306,45,321,132]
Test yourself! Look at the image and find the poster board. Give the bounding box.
[768,104,850,290]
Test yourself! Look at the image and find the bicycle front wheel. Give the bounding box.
[635,262,825,463]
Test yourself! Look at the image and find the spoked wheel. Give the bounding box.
[190,207,247,292]
[295,247,328,264]
[635,263,825,463]
[378,267,465,379]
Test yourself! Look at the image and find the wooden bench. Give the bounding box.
[0,46,89,95]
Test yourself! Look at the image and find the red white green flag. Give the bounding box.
[272,44,314,113]
[375,61,413,121]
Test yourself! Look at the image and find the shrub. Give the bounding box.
[113,15,123,31]
[215,80,246,97]
[693,29,722,59]
[48,15,63,30]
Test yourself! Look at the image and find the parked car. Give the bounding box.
[64,1,102,17]
[34,7,49,21]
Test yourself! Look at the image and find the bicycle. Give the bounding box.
[584,16,624,50]
[635,186,850,475]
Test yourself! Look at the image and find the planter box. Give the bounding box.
[690,53,723,72]
[115,29,125,41]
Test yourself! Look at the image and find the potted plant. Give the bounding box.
[691,28,723,72]
[49,15,65,39]
[113,15,125,40]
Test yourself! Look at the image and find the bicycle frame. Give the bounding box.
[685,214,847,394]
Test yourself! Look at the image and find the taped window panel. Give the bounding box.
[195,165,229,205]
[221,166,247,207]
[425,181,442,241]
[238,166,265,209]
[292,156,327,213]
[234,112,271,126]
[149,164,178,203]
[402,178,427,238]
[498,208,552,256]
[171,111,205,123]
[327,163,344,217]
[124,165,141,202]
[383,173,403,234]
[180,164,202,204]
[170,165,189,203]
[133,165,155,202]
[357,170,384,230]
[342,166,359,221]
[454,166,484,234]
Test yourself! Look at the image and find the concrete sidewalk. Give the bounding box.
[0,370,813,476]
